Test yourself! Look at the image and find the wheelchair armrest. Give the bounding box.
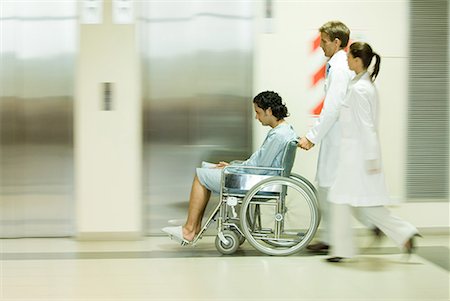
[223,165,284,174]
[221,165,283,193]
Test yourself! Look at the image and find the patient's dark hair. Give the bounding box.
[253,91,289,120]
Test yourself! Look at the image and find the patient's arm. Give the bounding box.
[216,161,229,168]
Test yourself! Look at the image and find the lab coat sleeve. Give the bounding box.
[306,68,349,144]
[354,86,380,161]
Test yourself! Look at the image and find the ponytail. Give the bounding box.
[370,53,381,82]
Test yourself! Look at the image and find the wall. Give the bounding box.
[75,0,141,239]
[72,0,448,237]
[252,0,449,230]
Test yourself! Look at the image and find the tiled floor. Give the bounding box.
[1,234,449,301]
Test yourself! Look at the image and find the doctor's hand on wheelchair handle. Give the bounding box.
[298,136,315,151]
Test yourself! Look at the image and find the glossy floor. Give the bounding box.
[1,233,449,301]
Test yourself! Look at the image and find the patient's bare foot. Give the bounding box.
[182,226,196,242]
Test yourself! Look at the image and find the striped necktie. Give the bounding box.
[325,63,331,78]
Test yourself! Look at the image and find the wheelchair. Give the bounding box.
[191,139,320,256]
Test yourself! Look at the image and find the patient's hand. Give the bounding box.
[216,161,230,168]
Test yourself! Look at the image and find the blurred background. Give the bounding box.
[0,0,448,238]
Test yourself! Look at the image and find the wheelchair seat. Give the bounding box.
[191,138,320,256]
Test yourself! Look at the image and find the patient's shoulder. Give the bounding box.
[269,123,297,143]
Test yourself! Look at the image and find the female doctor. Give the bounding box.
[327,42,419,262]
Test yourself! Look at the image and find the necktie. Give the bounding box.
[325,63,331,78]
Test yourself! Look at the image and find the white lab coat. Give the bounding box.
[327,73,417,258]
[329,72,392,206]
[306,50,354,187]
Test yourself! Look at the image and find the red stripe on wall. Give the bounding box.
[312,98,324,115]
[312,64,326,87]
[312,35,321,52]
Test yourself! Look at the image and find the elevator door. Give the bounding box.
[138,2,254,234]
[0,2,76,237]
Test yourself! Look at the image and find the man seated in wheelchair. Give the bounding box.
[162,91,297,244]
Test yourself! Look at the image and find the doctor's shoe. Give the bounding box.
[369,227,385,245]
[325,256,346,263]
[404,233,422,257]
[372,227,384,239]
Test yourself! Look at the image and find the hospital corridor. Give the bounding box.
[0,0,449,300]
[1,234,449,300]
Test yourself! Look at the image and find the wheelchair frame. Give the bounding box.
[191,140,320,256]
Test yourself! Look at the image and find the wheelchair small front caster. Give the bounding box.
[215,230,239,255]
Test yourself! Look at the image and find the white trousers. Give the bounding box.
[330,203,418,258]
[318,187,375,246]
[317,187,331,244]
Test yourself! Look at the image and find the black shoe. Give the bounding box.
[372,227,383,239]
[404,233,422,255]
[306,242,330,253]
[326,256,345,263]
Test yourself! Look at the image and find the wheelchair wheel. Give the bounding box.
[215,230,240,255]
[240,176,320,256]
[232,229,246,245]
[290,173,317,198]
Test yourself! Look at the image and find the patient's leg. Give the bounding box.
[183,175,211,241]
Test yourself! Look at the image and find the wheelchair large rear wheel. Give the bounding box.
[290,173,317,199]
[240,176,319,256]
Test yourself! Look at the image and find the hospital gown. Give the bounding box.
[196,122,297,193]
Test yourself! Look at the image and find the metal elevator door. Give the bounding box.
[138,2,254,234]
[0,2,77,237]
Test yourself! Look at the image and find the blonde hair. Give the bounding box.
[319,21,350,48]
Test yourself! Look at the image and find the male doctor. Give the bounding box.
[298,20,354,252]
